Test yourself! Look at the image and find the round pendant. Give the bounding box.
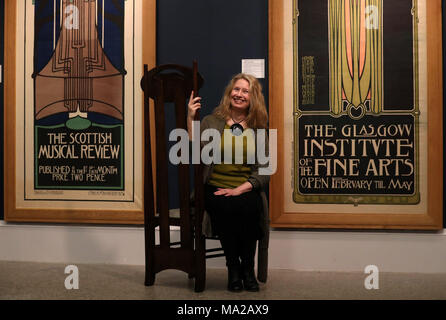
[230,123,244,136]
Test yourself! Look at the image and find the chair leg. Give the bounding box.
[194,236,206,292]
[194,256,205,293]
[144,244,156,286]
[145,273,155,286]
[194,268,205,292]
[145,264,156,286]
[144,228,156,286]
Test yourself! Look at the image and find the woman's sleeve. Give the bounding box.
[200,115,211,149]
[247,130,271,191]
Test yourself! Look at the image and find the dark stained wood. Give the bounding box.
[143,65,156,286]
[141,63,219,292]
[153,79,171,249]
[192,60,206,292]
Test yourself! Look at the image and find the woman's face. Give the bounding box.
[230,79,250,112]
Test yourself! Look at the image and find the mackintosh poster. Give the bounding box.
[291,0,424,206]
[34,0,125,190]
[14,0,144,214]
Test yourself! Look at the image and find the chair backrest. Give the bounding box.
[142,64,204,250]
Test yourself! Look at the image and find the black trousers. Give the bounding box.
[204,184,263,270]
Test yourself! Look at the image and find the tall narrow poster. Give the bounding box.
[294,0,419,205]
[268,0,443,229]
[4,0,155,223]
[34,0,125,191]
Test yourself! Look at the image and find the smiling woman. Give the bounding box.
[213,74,268,131]
[188,73,271,292]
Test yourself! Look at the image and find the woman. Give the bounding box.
[187,73,270,292]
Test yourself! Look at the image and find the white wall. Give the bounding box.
[1,221,446,273]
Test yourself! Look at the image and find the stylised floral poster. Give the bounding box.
[269,0,443,229]
[5,0,155,223]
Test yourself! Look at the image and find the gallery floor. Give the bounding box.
[1,261,445,300]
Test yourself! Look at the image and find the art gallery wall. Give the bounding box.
[156,0,269,210]
[0,1,443,224]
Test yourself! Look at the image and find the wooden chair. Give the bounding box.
[141,62,224,292]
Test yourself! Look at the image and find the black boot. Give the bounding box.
[242,267,259,292]
[219,234,243,292]
[240,239,259,292]
[227,266,243,292]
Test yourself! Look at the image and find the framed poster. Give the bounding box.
[269,0,443,229]
[4,0,156,224]
[0,0,3,221]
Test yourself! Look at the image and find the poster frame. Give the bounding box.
[4,0,156,224]
[268,0,443,230]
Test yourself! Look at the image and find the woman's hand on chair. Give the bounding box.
[188,91,202,120]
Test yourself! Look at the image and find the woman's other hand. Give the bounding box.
[214,188,242,197]
[213,182,253,197]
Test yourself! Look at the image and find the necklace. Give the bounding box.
[230,115,245,136]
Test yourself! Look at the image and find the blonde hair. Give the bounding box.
[213,73,268,129]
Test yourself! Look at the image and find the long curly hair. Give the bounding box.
[213,73,268,129]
